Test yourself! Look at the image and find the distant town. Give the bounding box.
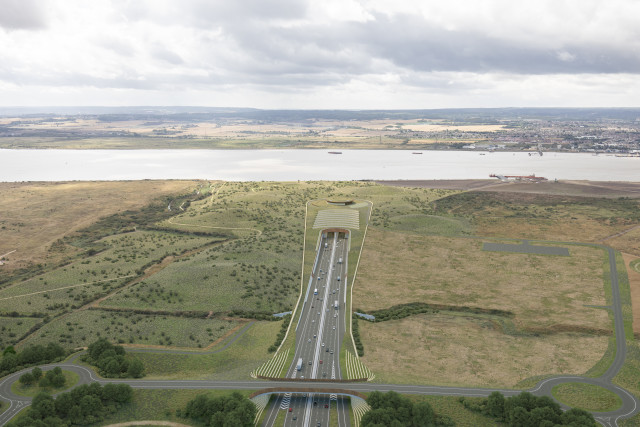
[0,107,638,153]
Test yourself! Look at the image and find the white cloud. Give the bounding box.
[0,0,639,107]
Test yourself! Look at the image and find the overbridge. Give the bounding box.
[250,387,366,400]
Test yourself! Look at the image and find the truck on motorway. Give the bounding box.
[337,276,340,281]
[296,358,303,371]
[334,300,338,309]
[314,288,318,295]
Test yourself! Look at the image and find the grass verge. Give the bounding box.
[135,321,279,380]
[551,382,622,412]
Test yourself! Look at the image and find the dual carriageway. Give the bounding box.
[262,230,351,426]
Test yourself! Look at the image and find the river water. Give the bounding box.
[0,149,637,182]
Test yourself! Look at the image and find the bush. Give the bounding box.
[361,391,452,426]
[268,314,291,352]
[352,316,364,357]
[460,391,596,426]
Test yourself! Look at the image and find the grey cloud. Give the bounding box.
[208,11,640,78]
[151,46,184,65]
[352,14,640,74]
[95,37,137,57]
[0,0,46,30]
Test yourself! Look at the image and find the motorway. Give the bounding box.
[261,230,350,427]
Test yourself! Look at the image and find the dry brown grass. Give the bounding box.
[354,229,609,332]
[605,227,640,258]
[0,180,203,271]
[623,253,640,337]
[360,313,609,387]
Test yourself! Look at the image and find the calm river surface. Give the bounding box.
[0,149,637,182]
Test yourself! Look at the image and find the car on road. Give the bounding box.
[330,350,333,354]
[308,361,312,365]
[322,342,325,346]
[319,360,323,364]
[324,404,329,408]
[289,408,292,412]
[308,339,311,342]
[293,415,297,420]
[333,325,335,329]
[326,348,329,352]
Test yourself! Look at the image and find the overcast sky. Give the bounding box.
[1,0,639,108]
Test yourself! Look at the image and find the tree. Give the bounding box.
[486,391,505,419]
[509,405,531,427]
[127,358,144,378]
[3,346,16,356]
[38,377,50,389]
[411,401,435,426]
[19,372,35,385]
[50,371,66,388]
[32,367,43,381]
[0,352,18,371]
[31,392,56,419]
[54,393,75,417]
[561,408,596,426]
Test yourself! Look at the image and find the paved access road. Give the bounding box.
[261,230,350,427]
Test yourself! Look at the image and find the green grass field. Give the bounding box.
[0,231,215,318]
[23,309,241,350]
[0,316,42,349]
[136,321,280,380]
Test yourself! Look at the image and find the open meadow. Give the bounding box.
[22,309,242,350]
[351,184,640,388]
[0,180,203,273]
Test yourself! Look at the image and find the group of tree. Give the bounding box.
[352,317,364,356]
[1,343,66,376]
[7,383,133,426]
[268,313,291,352]
[82,338,144,378]
[19,366,66,389]
[460,391,596,426]
[179,391,256,426]
[361,391,454,427]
